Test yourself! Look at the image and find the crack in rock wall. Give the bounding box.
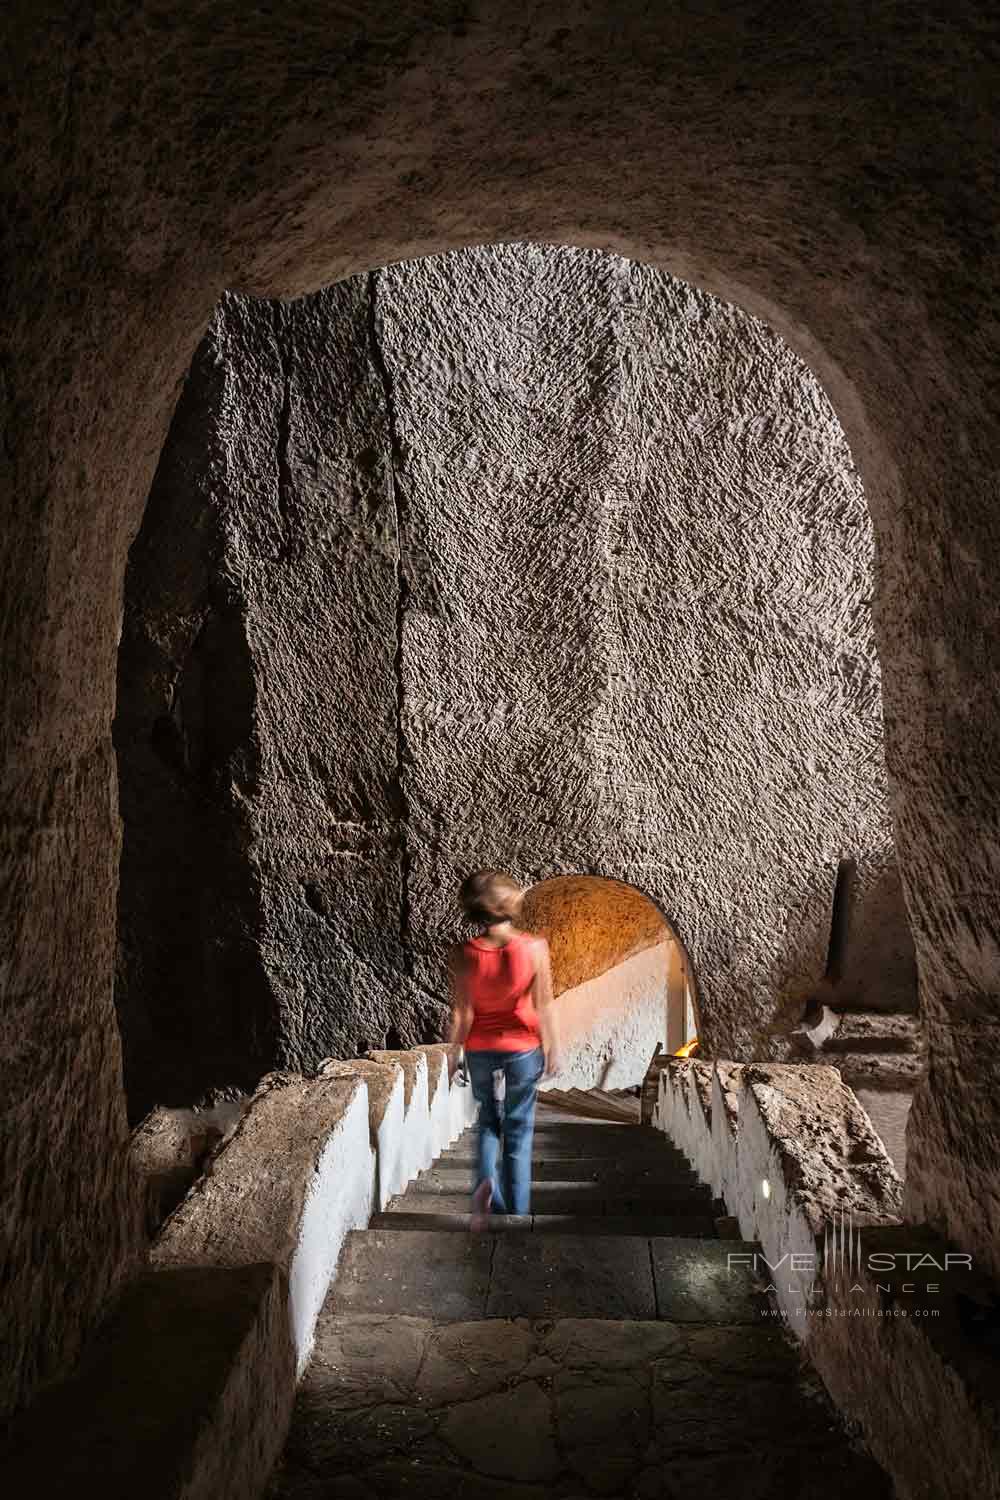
[115,244,912,1112]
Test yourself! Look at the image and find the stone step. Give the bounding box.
[415,1160,703,1189]
[330,1229,765,1324]
[831,1050,925,1090]
[538,1088,641,1123]
[823,1010,922,1054]
[434,1158,701,1182]
[531,1122,660,1143]
[446,1130,677,1160]
[372,1211,719,1236]
[399,1181,710,1212]
[390,1185,712,1217]
[372,1212,532,1232]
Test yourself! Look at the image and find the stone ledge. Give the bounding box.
[10,1052,475,1500]
[1,1264,294,1500]
[739,1063,902,1239]
[318,1058,407,1211]
[368,1048,424,1109]
[152,1071,374,1372]
[130,1101,247,1235]
[825,1011,924,1054]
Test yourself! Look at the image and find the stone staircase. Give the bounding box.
[268,1095,892,1498]
[791,1006,924,1174]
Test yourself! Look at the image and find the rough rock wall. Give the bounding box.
[115,330,276,1120]
[383,246,894,1056]
[117,284,438,1115]
[117,244,902,1111]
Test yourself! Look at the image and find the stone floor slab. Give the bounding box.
[651,1237,768,1323]
[488,1235,656,1319]
[329,1231,493,1319]
[438,1380,560,1483]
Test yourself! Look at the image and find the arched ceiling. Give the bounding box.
[523,877,673,998]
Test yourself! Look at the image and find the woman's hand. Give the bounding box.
[543,1045,563,1079]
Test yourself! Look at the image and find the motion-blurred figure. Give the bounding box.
[447,871,560,1228]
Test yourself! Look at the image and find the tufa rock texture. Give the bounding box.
[522,875,672,999]
[4,0,999,1417]
[116,245,898,1112]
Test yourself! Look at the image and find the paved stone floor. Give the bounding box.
[269,1108,893,1498]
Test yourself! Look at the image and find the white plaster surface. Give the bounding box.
[541,943,670,1092]
[425,1055,452,1159]
[372,1077,406,1210]
[710,1063,744,1203]
[734,1084,820,1332]
[287,1083,373,1371]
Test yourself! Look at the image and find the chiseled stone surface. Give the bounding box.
[741,1064,902,1233]
[318,1058,403,1138]
[522,876,670,997]
[811,1223,1000,1500]
[825,1010,923,1053]
[115,244,898,1108]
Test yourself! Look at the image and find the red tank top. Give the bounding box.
[462,932,542,1053]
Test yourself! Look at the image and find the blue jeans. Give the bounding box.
[466,1047,544,1215]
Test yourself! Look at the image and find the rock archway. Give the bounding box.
[113,245,890,1122]
[4,1,999,1417]
[523,875,697,1088]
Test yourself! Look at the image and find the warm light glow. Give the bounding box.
[674,1036,700,1058]
[761,1178,772,1201]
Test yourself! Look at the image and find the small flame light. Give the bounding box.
[761,1178,772,1201]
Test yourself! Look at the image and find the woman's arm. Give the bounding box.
[446,945,474,1047]
[532,937,562,1077]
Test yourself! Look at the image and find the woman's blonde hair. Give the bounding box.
[459,870,524,925]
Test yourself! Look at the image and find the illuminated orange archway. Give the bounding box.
[522,876,699,1080]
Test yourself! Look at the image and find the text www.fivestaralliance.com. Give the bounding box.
[760,1307,940,1318]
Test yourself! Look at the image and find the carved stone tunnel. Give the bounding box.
[4,7,1000,1497]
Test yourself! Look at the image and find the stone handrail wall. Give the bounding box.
[651,1055,1000,1500]
[9,1048,477,1500]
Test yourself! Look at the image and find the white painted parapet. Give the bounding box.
[318,1058,407,1210]
[368,1048,433,1178]
[735,1064,902,1332]
[644,1049,1000,1500]
[152,1071,375,1373]
[710,1062,743,1204]
[653,1059,714,1188]
[27,1049,479,1500]
[416,1044,458,1158]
